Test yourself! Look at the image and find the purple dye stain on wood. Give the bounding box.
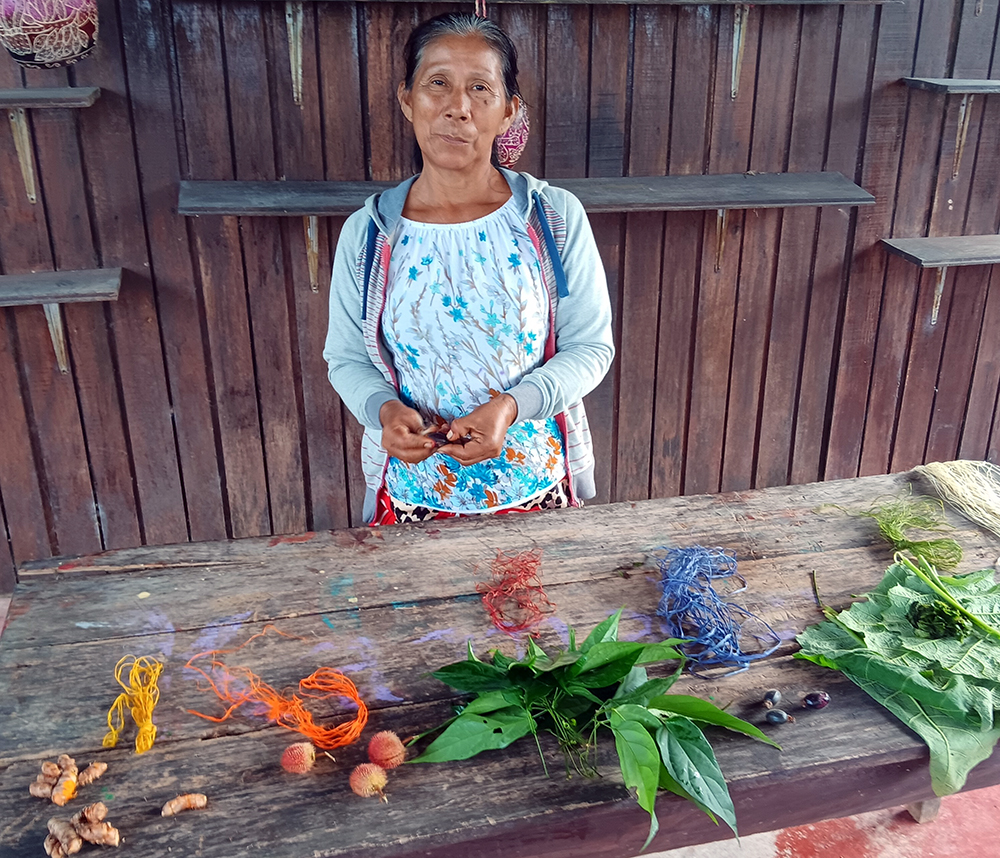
[338,636,405,702]
[543,616,571,647]
[185,611,254,655]
[411,628,458,644]
[619,610,655,642]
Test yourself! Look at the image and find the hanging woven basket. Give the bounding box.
[0,0,99,69]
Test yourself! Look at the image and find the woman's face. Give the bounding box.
[398,33,519,173]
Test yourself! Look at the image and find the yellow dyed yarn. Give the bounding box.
[103,655,163,754]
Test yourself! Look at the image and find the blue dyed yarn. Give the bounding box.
[656,546,780,675]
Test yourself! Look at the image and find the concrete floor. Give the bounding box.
[2,592,997,857]
[647,784,1000,858]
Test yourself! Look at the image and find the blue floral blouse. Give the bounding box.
[381,197,565,512]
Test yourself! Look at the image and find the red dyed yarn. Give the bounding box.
[476,548,554,634]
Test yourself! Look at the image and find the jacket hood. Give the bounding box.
[361,169,553,236]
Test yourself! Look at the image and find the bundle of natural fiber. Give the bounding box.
[911,460,1000,539]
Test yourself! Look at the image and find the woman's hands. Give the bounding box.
[380,394,518,466]
[379,400,438,463]
[437,394,518,466]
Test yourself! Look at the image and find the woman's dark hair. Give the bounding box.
[401,13,521,171]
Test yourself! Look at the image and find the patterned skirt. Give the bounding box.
[372,478,572,525]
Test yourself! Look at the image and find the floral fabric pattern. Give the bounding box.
[382,197,565,512]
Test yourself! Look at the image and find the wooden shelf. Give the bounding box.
[902,78,1000,95]
[0,87,101,109]
[881,236,1000,269]
[0,268,122,308]
[179,172,874,217]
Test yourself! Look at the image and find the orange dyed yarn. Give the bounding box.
[184,625,368,751]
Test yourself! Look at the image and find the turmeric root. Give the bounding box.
[161,793,208,816]
[51,757,78,807]
[44,803,120,857]
[45,817,82,856]
[30,781,54,799]
[77,762,108,787]
[30,757,107,804]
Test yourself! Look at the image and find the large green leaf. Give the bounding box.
[658,764,717,825]
[610,710,661,851]
[635,640,686,665]
[655,718,737,836]
[411,706,534,763]
[432,660,513,692]
[610,703,663,730]
[648,694,780,749]
[581,608,622,652]
[797,559,1000,795]
[614,677,679,708]
[462,688,523,715]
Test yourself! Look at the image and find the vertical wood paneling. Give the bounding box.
[277,5,355,530]
[75,0,189,547]
[496,5,546,177]
[890,0,999,472]
[222,5,307,535]
[25,65,142,549]
[757,5,837,490]
[790,3,876,486]
[958,36,1000,461]
[544,6,590,178]
[0,315,50,567]
[685,4,759,494]
[616,7,668,502]
[0,60,102,559]
[584,6,629,505]
[1,0,999,584]
[118,0,228,544]
[653,5,711,498]
[173,2,270,537]
[826,0,922,479]
[722,5,799,492]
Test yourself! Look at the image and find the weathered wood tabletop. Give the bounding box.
[3,473,1000,858]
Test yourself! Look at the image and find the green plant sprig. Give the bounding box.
[410,610,780,851]
[895,552,1000,643]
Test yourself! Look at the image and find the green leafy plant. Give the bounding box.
[410,609,779,850]
[797,553,1000,796]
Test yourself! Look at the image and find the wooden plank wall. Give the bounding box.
[0,0,998,588]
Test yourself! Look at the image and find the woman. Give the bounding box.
[324,12,614,525]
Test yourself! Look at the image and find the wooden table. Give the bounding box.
[3,473,1000,858]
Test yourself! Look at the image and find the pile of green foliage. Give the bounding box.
[411,609,778,850]
[796,554,1000,796]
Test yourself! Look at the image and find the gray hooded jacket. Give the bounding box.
[323,169,614,522]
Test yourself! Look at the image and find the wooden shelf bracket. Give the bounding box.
[731,5,751,99]
[8,107,36,204]
[304,215,320,291]
[1,87,102,205]
[0,268,123,373]
[882,235,1000,327]
[286,2,304,106]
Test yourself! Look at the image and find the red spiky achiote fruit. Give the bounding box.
[350,763,388,800]
[367,731,406,770]
[280,742,317,774]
